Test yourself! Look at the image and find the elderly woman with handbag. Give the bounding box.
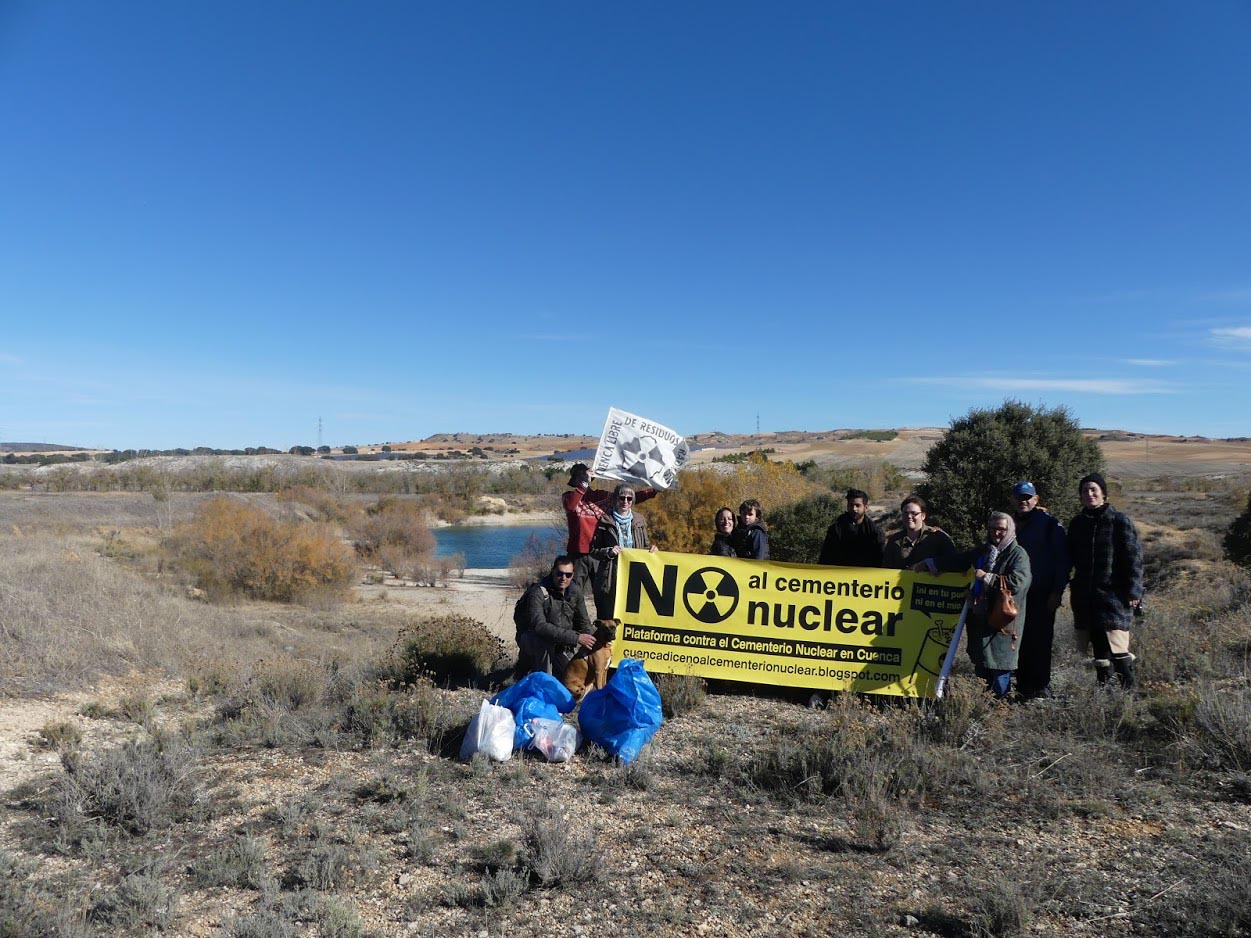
[945,511,1033,700]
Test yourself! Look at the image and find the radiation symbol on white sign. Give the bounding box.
[621,435,669,484]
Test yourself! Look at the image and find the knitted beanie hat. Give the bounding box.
[1079,472,1108,497]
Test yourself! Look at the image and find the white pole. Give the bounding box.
[934,596,971,700]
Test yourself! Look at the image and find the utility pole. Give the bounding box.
[317,417,323,450]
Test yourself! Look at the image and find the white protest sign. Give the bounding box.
[592,408,690,491]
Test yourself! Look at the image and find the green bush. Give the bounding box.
[766,493,842,563]
[919,401,1103,548]
[1225,491,1251,568]
[379,615,506,687]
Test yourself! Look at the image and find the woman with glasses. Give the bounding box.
[882,495,956,572]
[944,512,1033,700]
[588,484,659,618]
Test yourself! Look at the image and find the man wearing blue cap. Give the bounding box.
[1011,481,1070,700]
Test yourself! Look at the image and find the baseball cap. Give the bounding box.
[1012,481,1037,498]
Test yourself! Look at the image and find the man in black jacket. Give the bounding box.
[1012,481,1070,700]
[818,489,884,567]
[1068,473,1143,689]
[515,556,595,678]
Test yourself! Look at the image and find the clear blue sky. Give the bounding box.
[2,2,1248,449]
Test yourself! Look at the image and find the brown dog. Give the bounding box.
[561,619,618,700]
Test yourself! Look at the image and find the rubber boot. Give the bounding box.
[1094,659,1112,686]
[1112,654,1137,691]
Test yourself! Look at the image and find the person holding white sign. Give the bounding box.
[563,463,655,608]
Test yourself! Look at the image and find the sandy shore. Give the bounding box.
[358,567,522,640]
[429,510,560,528]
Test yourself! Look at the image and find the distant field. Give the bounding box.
[6,427,1250,483]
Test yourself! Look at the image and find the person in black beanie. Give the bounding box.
[1067,472,1143,689]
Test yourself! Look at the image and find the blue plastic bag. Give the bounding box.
[491,672,576,714]
[577,659,663,764]
[491,672,576,750]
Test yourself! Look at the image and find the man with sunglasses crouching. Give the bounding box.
[515,555,596,679]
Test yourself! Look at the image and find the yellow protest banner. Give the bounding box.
[613,549,971,698]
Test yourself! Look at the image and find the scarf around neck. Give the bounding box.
[612,509,634,550]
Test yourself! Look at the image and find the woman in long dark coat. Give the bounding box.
[947,511,1032,700]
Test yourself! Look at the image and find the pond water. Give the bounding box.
[434,523,562,568]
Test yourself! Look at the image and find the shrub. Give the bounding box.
[227,909,296,938]
[479,868,529,907]
[379,615,506,687]
[521,799,601,888]
[745,700,925,805]
[766,493,842,563]
[338,678,457,748]
[1226,491,1251,568]
[89,871,178,931]
[0,852,90,937]
[36,720,83,752]
[53,735,201,836]
[1190,686,1251,772]
[509,532,560,590]
[408,553,463,587]
[350,497,436,578]
[964,875,1032,938]
[170,496,357,602]
[645,458,824,554]
[190,835,270,889]
[292,843,356,890]
[919,401,1103,548]
[653,672,707,718]
[921,675,1003,748]
[277,485,352,523]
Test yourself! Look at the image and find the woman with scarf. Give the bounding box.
[589,484,659,619]
[945,511,1032,700]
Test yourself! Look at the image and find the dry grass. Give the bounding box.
[0,533,212,693]
[3,484,1251,935]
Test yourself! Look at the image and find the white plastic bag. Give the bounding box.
[526,717,582,763]
[460,700,516,762]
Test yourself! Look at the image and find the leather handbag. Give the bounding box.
[989,586,1019,633]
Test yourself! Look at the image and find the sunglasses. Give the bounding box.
[554,570,575,579]
[616,495,634,502]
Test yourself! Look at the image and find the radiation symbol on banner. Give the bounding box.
[682,567,739,623]
[620,434,667,483]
